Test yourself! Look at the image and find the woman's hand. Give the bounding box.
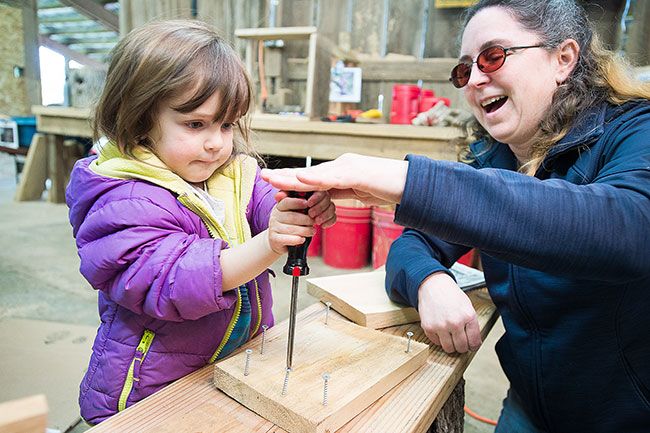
[418,272,482,353]
[266,194,320,255]
[261,153,409,206]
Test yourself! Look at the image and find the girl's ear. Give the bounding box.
[555,39,580,84]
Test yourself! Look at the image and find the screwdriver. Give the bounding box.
[283,190,313,371]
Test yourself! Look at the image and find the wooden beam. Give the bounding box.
[0,394,48,433]
[21,0,42,108]
[235,26,317,40]
[14,133,48,202]
[58,0,119,32]
[287,57,457,82]
[38,35,106,70]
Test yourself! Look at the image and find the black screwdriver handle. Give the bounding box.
[282,191,313,276]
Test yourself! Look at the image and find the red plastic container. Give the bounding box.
[390,84,421,124]
[419,89,436,112]
[371,207,404,269]
[307,224,322,257]
[323,205,371,268]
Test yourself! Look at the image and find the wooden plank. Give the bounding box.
[287,57,458,82]
[32,105,93,141]
[86,293,497,433]
[0,394,48,433]
[331,290,496,432]
[235,26,317,40]
[306,271,420,329]
[14,133,47,202]
[58,0,119,32]
[39,35,107,70]
[213,311,429,433]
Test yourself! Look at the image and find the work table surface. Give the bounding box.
[87,291,497,433]
[31,106,463,161]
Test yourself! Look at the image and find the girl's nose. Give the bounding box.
[205,132,223,151]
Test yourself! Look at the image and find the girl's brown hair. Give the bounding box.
[459,0,650,175]
[94,19,256,164]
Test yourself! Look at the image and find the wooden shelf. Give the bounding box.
[234,26,317,40]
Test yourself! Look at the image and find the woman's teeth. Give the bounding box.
[482,96,508,113]
[481,96,506,107]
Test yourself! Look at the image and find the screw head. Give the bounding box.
[262,325,268,331]
[245,349,253,355]
[406,331,414,338]
[322,373,330,380]
[325,301,332,307]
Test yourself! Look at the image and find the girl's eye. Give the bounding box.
[222,122,234,131]
[186,121,204,129]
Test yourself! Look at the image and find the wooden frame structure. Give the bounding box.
[235,26,331,119]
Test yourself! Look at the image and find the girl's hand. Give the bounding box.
[418,272,482,354]
[273,190,337,229]
[267,195,317,255]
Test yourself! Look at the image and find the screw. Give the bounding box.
[281,367,291,396]
[322,373,330,406]
[406,331,414,353]
[325,301,332,325]
[261,325,268,355]
[244,349,253,376]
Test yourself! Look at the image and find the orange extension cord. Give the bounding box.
[464,405,498,426]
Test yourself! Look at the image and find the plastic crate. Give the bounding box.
[12,116,37,147]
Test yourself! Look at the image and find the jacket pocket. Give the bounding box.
[117,329,155,412]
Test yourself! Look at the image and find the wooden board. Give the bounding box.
[213,311,428,433]
[0,394,48,433]
[307,271,420,329]
[86,295,497,433]
[307,267,486,329]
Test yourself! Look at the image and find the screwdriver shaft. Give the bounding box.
[286,273,300,370]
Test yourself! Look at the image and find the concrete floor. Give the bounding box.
[0,153,508,432]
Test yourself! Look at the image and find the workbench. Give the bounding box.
[87,290,497,433]
[16,106,464,203]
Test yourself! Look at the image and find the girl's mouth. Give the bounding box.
[481,96,508,114]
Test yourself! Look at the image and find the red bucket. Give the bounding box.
[307,224,322,257]
[371,207,404,269]
[323,204,371,268]
[390,84,421,124]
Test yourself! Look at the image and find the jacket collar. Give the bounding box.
[89,141,257,244]
[469,102,608,170]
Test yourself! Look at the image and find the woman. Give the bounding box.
[263,1,650,431]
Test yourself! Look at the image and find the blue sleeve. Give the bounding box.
[395,117,650,283]
[385,228,471,308]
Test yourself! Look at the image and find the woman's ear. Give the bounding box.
[555,39,580,84]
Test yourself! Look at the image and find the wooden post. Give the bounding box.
[47,134,66,204]
[428,379,465,433]
[14,133,47,202]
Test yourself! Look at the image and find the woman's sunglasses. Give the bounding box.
[449,44,546,88]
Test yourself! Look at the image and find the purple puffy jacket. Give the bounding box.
[66,155,276,424]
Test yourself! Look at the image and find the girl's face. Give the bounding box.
[149,90,235,185]
[460,7,560,158]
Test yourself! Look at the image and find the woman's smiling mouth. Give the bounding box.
[481,95,508,113]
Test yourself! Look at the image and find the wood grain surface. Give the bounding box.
[214,310,428,433]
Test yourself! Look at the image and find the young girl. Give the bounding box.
[66,20,335,424]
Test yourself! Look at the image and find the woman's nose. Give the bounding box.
[466,63,489,88]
